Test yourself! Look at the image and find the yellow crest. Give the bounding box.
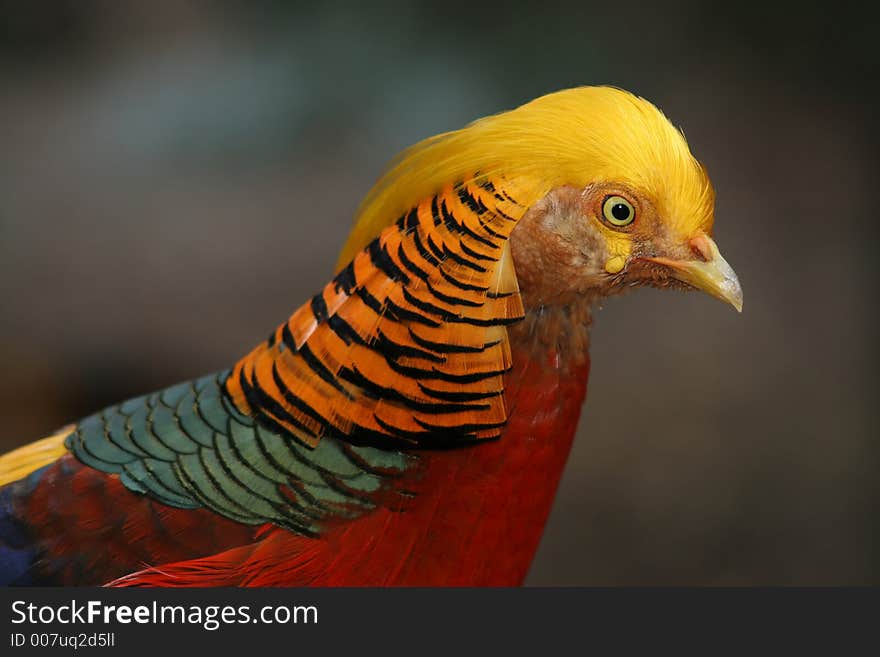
[338,86,714,268]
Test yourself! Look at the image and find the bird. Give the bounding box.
[0,86,741,586]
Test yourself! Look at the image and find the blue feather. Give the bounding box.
[0,466,49,585]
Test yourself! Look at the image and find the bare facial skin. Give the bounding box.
[510,183,694,310]
[509,186,610,309]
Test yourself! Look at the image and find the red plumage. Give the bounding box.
[107,343,589,586]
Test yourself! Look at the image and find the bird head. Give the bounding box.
[339,86,742,312]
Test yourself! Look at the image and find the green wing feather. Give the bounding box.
[65,372,411,535]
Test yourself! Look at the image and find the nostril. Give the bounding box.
[688,233,714,262]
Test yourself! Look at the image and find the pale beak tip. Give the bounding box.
[711,263,743,313]
[722,277,744,313]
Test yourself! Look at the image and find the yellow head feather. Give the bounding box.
[337,86,714,268]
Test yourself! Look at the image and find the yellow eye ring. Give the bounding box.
[602,196,635,227]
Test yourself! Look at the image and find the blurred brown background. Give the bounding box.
[0,1,876,584]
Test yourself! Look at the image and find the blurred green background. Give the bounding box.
[0,1,876,584]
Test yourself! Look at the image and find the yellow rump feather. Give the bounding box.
[338,85,714,269]
[0,425,72,486]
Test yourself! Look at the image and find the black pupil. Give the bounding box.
[611,203,630,221]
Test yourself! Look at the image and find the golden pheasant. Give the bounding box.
[0,86,741,585]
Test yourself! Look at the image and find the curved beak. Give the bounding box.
[642,233,743,312]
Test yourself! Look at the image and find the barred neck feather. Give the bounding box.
[225,175,533,450]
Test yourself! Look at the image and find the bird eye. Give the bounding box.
[602,196,635,227]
